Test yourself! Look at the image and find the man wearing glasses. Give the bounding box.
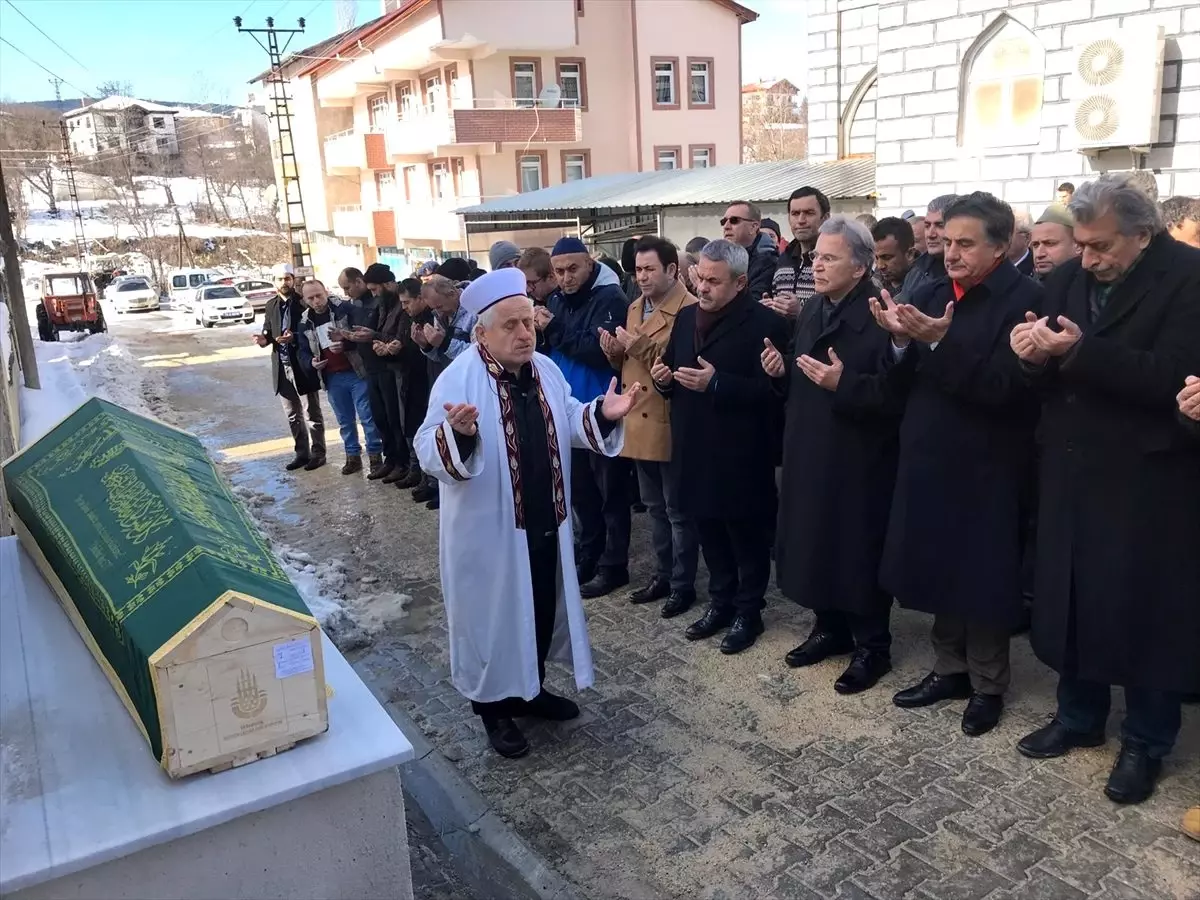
[720,201,777,303]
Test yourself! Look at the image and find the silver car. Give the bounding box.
[112,277,161,312]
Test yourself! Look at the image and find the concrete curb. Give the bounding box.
[358,670,585,900]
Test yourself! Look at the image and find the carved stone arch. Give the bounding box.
[958,13,1046,148]
[838,66,877,160]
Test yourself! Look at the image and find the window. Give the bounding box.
[156,137,169,149]
[518,153,546,192]
[397,82,416,118]
[103,115,118,128]
[655,146,680,170]
[960,14,1045,148]
[368,93,390,128]
[511,59,541,109]
[152,116,165,129]
[575,0,584,14]
[445,64,461,103]
[562,151,589,182]
[423,73,443,113]
[652,57,679,109]
[556,59,587,109]
[376,170,397,207]
[430,161,452,201]
[689,145,714,168]
[687,58,713,109]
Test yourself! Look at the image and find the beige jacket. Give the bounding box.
[604,279,697,462]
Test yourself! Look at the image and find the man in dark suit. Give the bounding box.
[1008,213,1035,277]
[1011,174,1200,805]
[651,239,789,655]
[872,192,1041,738]
[766,216,907,694]
[254,263,325,471]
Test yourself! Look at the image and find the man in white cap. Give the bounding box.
[255,262,326,471]
[416,268,641,759]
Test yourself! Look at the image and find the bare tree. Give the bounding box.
[0,104,61,217]
[742,81,808,163]
[96,80,135,98]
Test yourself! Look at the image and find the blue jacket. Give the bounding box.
[544,262,626,401]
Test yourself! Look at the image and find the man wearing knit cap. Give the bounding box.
[416,267,639,758]
[1029,204,1080,279]
[489,240,522,271]
[542,236,632,598]
[360,263,412,484]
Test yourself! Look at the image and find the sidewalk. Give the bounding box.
[350,538,1200,900]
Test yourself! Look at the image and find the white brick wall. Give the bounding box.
[803,0,1199,202]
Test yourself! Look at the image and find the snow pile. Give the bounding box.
[19,333,152,447]
[276,547,349,626]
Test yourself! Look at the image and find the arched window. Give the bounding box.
[839,67,877,159]
[959,14,1045,148]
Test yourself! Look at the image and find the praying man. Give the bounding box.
[416,267,641,758]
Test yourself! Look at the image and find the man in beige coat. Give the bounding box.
[600,237,699,617]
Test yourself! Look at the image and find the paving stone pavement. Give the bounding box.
[351,522,1200,900]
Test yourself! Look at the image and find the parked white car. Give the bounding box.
[235,279,277,312]
[168,268,223,310]
[194,285,254,328]
[111,277,161,312]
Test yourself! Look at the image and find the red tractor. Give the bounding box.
[35,272,107,342]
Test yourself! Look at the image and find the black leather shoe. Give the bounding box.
[425,497,440,511]
[685,606,735,641]
[1017,718,1107,759]
[892,672,972,709]
[286,454,310,471]
[395,468,422,489]
[629,576,670,604]
[661,590,696,619]
[523,691,580,721]
[785,630,855,668]
[579,569,629,599]
[834,649,892,695]
[1104,742,1163,805]
[483,717,529,759]
[720,614,764,655]
[382,465,409,484]
[411,483,437,503]
[303,455,326,471]
[961,692,1004,736]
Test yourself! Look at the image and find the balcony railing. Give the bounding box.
[331,205,370,239]
[386,98,582,157]
[324,128,389,173]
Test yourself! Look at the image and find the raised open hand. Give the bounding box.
[761,337,785,378]
[797,347,844,391]
[896,300,955,344]
[443,402,479,436]
[650,356,673,387]
[600,377,641,420]
[1030,315,1082,357]
[674,356,715,392]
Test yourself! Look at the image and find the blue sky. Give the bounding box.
[0,0,805,106]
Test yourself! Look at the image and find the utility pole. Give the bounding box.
[237,15,312,272]
[163,182,194,268]
[48,77,87,265]
[0,157,42,389]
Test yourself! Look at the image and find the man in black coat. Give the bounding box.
[651,239,789,655]
[872,192,1041,738]
[255,263,325,471]
[765,216,906,694]
[1010,175,1200,805]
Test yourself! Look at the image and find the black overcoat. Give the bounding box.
[774,277,906,614]
[880,261,1041,629]
[1028,235,1200,693]
[261,293,321,396]
[659,290,789,521]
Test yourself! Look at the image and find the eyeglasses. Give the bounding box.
[720,216,756,226]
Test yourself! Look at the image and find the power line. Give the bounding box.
[3,0,94,76]
[0,35,91,98]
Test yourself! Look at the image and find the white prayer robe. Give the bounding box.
[415,347,624,703]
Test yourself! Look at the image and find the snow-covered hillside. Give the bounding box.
[21,174,279,246]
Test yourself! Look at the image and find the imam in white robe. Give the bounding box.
[415,344,624,704]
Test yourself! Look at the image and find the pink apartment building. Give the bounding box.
[260,0,756,278]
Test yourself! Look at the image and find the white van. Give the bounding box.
[167,268,222,310]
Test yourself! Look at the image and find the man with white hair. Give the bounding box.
[1008,212,1035,277]
[1011,173,1200,805]
[416,268,640,759]
[764,216,906,694]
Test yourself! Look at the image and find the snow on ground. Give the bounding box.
[16,323,355,627]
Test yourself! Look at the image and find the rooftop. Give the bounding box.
[456,157,875,217]
[62,96,179,118]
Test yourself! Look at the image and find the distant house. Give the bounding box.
[63,97,181,160]
[742,80,808,162]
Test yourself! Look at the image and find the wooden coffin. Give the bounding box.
[1,398,328,777]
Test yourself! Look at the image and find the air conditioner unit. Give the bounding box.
[1066,26,1165,152]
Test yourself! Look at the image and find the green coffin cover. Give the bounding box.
[2,398,314,763]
